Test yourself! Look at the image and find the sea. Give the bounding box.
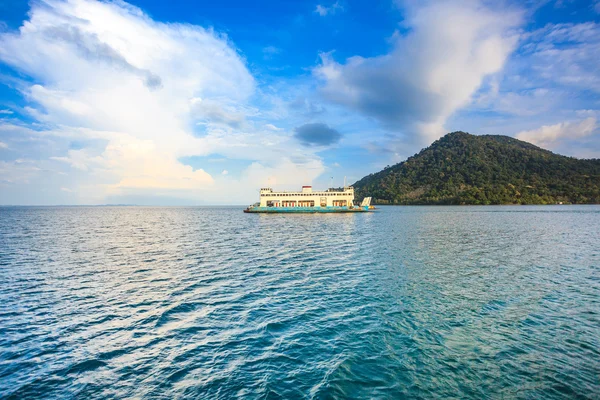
[0,205,599,399]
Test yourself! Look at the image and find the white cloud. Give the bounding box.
[454,20,600,154]
[262,45,281,60]
[265,123,283,131]
[0,141,7,149]
[0,109,13,115]
[314,0,523,143]
[0,0,248,193]
[0,160,41,184]
[315,1,344,16]
[263,45,281,54]
[243,158,324,188]
[190,97,246,128]
[516,117,597,147]
[492,88,557,116]
[51,149,95,171]
[221,169,228,175]
[520,22,600,93]
[0,0,325,204]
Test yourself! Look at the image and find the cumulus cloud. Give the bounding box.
[294,123,342,146]
[0,0,252,193]
[42,24,162,89]
[516,117,597,147]
[190,97,245,128]
[51,149,97,171]
[314,0,523,143]
[315,1,344,16]
[0,0,325,203]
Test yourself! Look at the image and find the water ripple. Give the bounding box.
[0,205,599,398]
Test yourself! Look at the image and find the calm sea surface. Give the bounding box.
[0,206,599,399]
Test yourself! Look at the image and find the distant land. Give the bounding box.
[354,131,600,205]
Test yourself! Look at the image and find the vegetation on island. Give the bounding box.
[353,131,600,205]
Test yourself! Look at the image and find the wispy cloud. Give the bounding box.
[521,22,600,93]
[458,18,600,158]
[314,0,523,144]
[262,45,281,60]
[265,123,283,131]
[315,1,344,17]
[0,109,13,115]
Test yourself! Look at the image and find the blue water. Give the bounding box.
[1,206,599,399]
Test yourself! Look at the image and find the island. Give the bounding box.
[354,131,600,205]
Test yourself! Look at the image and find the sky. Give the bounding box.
[0,0,599,205]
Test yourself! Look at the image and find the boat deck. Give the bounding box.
[244,206,374,213]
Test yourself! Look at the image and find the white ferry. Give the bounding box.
[244,185,373,213]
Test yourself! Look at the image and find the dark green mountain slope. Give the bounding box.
[353,131,600,205]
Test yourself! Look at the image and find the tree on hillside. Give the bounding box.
[353,131,600,205]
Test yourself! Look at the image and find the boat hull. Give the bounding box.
[243,206,373,213]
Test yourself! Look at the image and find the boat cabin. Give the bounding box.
[259,185,354,208]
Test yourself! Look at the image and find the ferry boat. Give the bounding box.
[244,185,373,213]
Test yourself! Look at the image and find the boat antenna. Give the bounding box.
[330,176,333,189]
[344,176,346,188]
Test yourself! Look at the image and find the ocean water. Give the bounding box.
[0,205,599,399]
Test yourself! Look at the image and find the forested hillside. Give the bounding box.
[353,131,600,205]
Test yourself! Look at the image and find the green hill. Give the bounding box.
[353,131,600,205]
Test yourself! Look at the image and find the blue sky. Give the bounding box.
[0,0,599,205]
